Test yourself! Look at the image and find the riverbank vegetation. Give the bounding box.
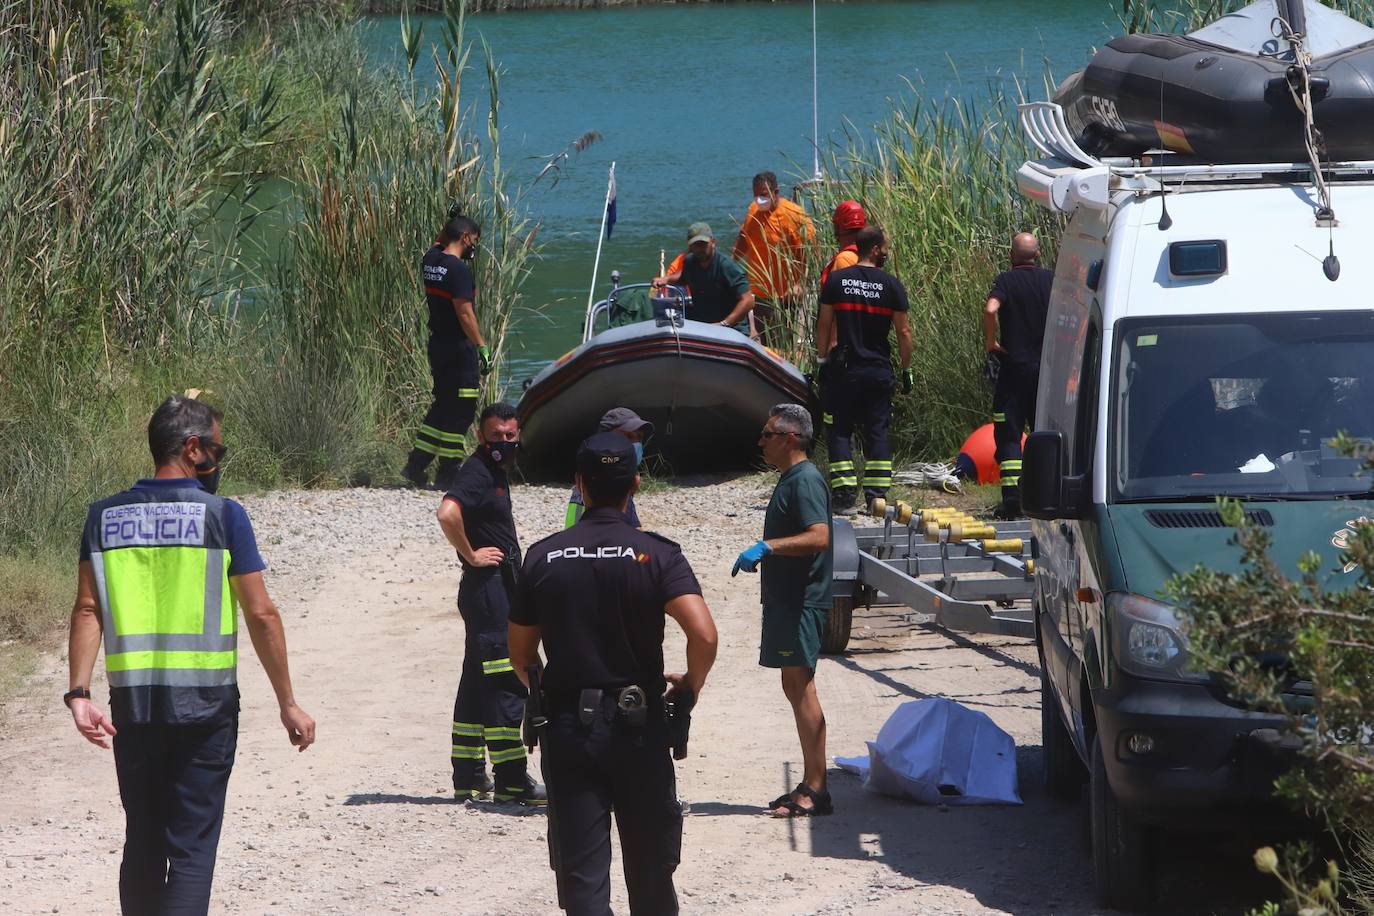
[0,0,528,663]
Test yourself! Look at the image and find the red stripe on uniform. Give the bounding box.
[832,301,894,317]
[426,286,453,300]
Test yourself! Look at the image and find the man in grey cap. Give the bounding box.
[654,222,754,334]
[564,407,655,528]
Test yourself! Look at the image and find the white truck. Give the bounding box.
[1017,101,1374,908]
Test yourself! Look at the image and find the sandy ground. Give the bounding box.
[0,480,1272,914]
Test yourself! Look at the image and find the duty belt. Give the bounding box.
[544,686,660,728]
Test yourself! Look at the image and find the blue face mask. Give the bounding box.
[633,442,644,466]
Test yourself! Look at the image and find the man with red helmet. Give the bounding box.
[817,200,867,360]
[821,200,866,286]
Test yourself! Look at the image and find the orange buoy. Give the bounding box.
[957,423,1027,485]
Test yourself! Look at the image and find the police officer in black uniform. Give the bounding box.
[403,211,493,490]
[816,226,915,513]
[436,402,545,804]
[983,232,1053,518]
[510,432,719,916]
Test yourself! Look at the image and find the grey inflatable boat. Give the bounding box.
[517,283,814,478]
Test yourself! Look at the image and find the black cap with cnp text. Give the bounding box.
[576,431,638,485]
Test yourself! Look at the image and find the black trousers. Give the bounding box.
[410,336,480,477]
[992,362,1039,505]
[823,364,895,501]
[113,718,237,916]
[541,698,682,916]
[451,570,529,789]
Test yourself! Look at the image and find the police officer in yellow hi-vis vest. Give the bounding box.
[66,395,315,915]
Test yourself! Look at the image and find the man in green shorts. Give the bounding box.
[732,403,834,816]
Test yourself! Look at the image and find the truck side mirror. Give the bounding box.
[1023,431,1065,519]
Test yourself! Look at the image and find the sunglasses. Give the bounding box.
[190,437,229,464]
[759,429,793,439]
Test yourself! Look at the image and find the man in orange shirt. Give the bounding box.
[732,171,815,347]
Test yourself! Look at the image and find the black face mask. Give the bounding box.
[482,440,520,470]
[461,238,479,261]
[194,458,223,495]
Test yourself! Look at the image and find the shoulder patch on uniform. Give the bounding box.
[643,531,682,549]
[524,529,566,554]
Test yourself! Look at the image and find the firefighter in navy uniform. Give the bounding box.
[403,212,493,491]
[436,402,545,804]
[816,226,914,513]
[510,432,719,916]
[983,232,1053,519]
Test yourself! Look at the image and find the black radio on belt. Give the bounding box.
[576,685,648,727]
[616,686,648,727]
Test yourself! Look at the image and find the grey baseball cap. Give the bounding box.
[598,407,654,436]
[687,222,713,245]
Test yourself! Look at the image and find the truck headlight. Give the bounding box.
[1109,592,1210,683]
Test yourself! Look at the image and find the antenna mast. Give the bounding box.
[811,0,822,181]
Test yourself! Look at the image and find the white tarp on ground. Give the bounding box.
[835,698,1023,806]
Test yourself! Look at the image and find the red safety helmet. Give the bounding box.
[833,200,866,231]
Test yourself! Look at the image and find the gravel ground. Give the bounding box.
[0,478,1270,914]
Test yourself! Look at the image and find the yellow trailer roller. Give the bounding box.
[982,538,1024,553]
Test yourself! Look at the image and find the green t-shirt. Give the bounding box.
[761,459,834,610]
[679,252,751,324]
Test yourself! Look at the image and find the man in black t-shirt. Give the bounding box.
[436,402,544,805]
[403,212,493,491]
[983,232,1053,518]
[816,226,914,512]
[511,432,718,916]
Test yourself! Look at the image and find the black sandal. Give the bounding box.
[767,784,805,810]
[768,783,833,818]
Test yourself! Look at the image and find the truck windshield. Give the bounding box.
[1112,312,1374,501]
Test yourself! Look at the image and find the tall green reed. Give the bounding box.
[228,0,539,483]
[778,80,1060,463]
[0,0,275,556]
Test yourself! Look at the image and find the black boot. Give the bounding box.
[433,457,463,492]
[494,773,547,807]
[993,497,1022,520]
[863,489,888,514]
[401,450,432,489]
[450,763,494,796]
[831,486,858,516]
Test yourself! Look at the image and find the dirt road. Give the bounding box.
[0,481,1268,914]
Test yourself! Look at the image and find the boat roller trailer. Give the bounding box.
[826,501,1037,653]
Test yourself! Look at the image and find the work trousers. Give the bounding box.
[451,570,529,791]
[824,364,895,502]
[541,696,682,916]
[113,717,237,916]
[410,336,480,483]
[751,297,796,349]
[992,362,1039,506]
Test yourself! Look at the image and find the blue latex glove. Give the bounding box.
[731,540,772,577]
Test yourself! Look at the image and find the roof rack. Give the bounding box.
[1017,102,1374,212]
[1017,102,1101,168]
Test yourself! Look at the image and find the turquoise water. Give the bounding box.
[361,0,1118,378]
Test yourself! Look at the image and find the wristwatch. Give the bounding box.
[63,687,91,708]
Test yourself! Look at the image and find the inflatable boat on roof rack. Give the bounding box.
[1055,0,1374,163]
[517,280,814,479]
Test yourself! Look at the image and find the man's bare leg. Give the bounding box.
[775,665,827,812]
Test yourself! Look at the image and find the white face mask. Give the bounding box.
[755,195,772,211]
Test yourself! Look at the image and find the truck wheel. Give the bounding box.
[1090,737,1155,910]
[1040,667,1086,800]
[820,596,854,654]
